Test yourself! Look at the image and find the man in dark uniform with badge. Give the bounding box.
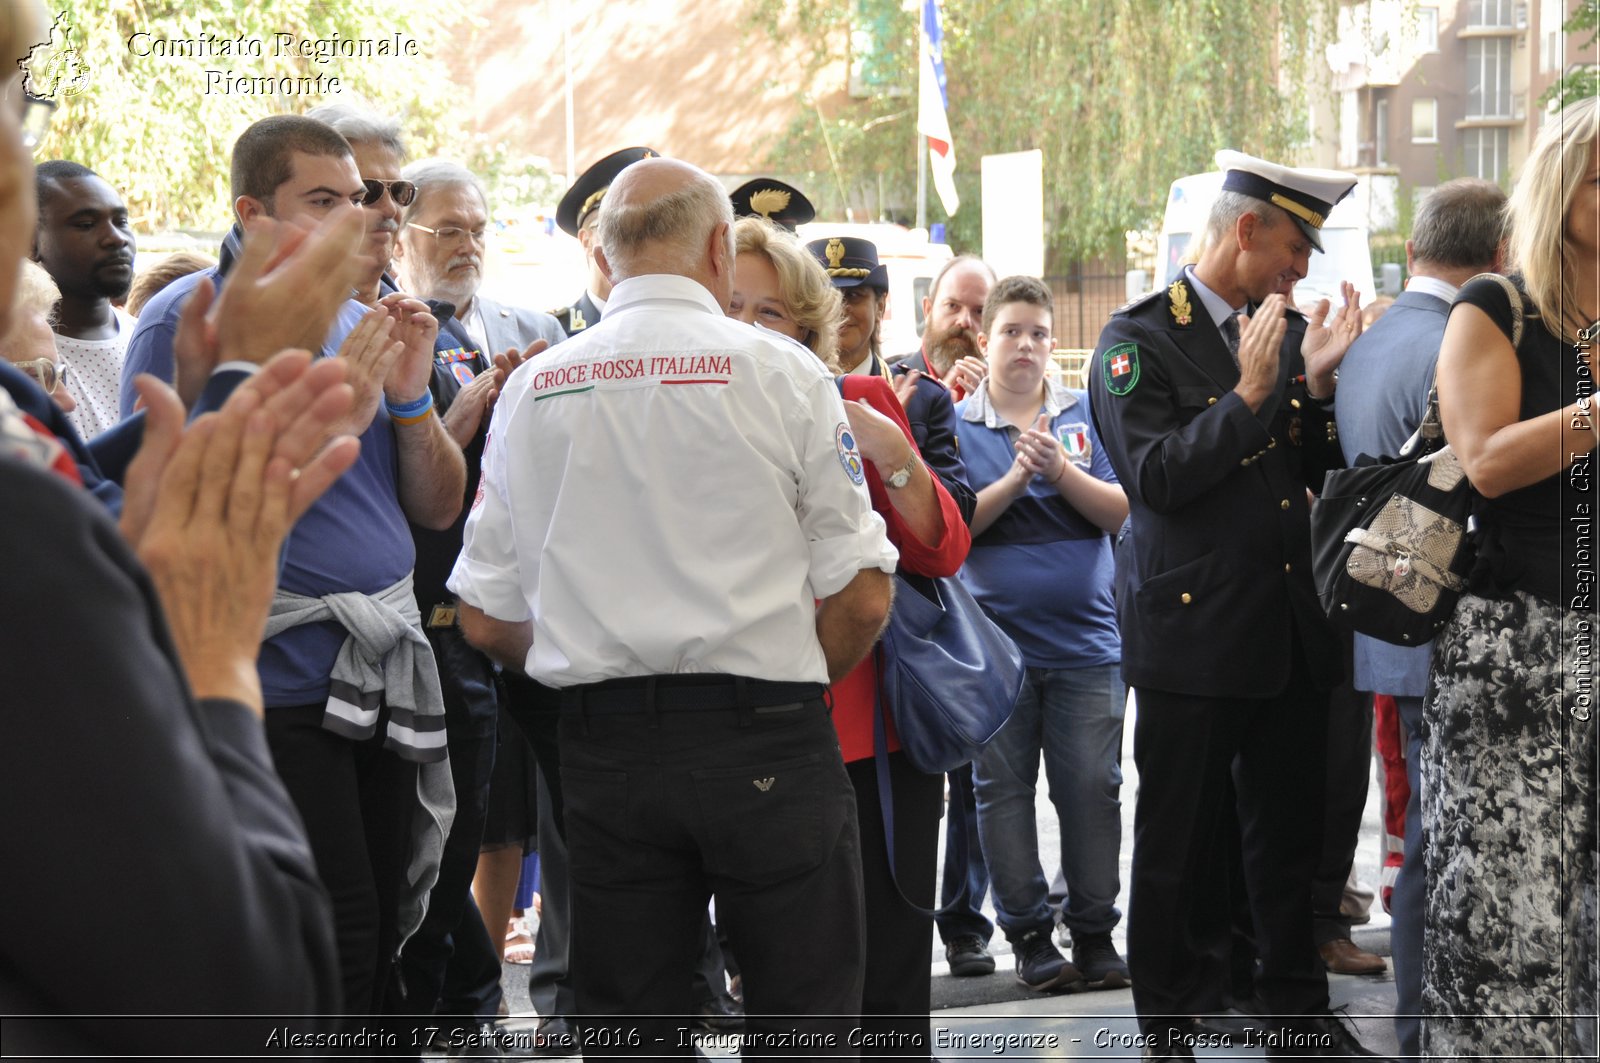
[730,178,815,232]
[550,147,657,337]
[1087,151,1377,1059]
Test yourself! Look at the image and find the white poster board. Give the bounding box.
[980,149,1045,278]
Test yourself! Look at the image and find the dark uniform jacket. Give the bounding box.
[1088,277,1344,699]
[884,352,977,525]
[0,454,340,1054]
[551,290,603,338]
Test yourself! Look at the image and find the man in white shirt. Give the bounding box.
[451,156,896,1057]
[32,161,136,440]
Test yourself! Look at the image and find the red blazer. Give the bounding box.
[830,374,971,763]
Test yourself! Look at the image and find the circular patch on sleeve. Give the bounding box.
[835,423,865,485]
[1103,342,1140,396]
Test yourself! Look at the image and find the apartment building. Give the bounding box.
[1314,0,1593,228]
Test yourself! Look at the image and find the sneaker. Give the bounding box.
[1013,927,1083,991]
[1052,920,1072,950]
[1072,930,1130,989]
[944,933,995,977]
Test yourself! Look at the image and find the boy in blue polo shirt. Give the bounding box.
[954,275,1131,991]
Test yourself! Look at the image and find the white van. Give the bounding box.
[1155,171,1375,311]
[795,222,954,357]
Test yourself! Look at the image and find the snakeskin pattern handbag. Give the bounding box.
[1312,390,1476,646]
[1313,274,1524,645]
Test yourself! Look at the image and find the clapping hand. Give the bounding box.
[1301,280,1363,394]
[1014,413,1064,483]
[1234,294,1289,411]
[170,210,368,410]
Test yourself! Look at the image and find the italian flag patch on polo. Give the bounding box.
[1103,342,1140,396]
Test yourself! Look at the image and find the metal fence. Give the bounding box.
[1043,272,1136,350]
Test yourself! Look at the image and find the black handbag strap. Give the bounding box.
[872,643,973,920]
[1406,275,1525,458]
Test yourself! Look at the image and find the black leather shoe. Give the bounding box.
[693,990,745,1032]
[1266,1012,1387,1060]
[1142,1041,1195,1061]
[529,1015,578,1057]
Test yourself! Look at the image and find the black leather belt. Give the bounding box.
[558,673,825,715]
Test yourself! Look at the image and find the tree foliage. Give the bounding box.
[1540,1,1599,108]
[27,0,476,232]
[749,0,1335,270]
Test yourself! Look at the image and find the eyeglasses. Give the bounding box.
[361,179,416,207]
[15,357,63,395]
[407,222,488,245]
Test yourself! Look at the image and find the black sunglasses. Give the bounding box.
[362,179,416,207]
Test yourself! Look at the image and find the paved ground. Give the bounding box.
[486,692,1400,1059]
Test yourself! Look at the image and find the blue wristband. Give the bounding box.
[387,391,433,418]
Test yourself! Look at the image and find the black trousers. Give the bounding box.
[264,704,418,1030]
[559,681,865,1060]
[845,750,944,1061]
[1127,654,1330,1042]
[398,626,503,1027]
[502,673,742,1020]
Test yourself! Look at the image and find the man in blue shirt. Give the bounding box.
[120,112,466,1034]
[954,276,1131,991]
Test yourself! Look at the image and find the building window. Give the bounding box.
[1417,6,1439,52]
[1463,127,1509,182]
[1412,97,1438,143]
[1466,0,1513,27]
[1340,89,1360,167]
[1466,38,1513,118]
[1376,98,1390,165]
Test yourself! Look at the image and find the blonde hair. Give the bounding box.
[734,217,843,371]
[127,251,216,317]
[1506,97,1599,344]
[12,257,57,321]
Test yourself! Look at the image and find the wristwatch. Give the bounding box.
[884,453,919,489]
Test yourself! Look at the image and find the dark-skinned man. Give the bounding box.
[32,160,135,440]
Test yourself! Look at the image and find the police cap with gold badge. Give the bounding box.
[555,146,660,237]
[1215,150,1357,253]
[729,179,816,233]
[805,236,889,292]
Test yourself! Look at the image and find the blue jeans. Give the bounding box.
[974,663,1126,941]
[934,764,993,944]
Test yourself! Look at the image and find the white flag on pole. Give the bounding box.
[918,0,959,216]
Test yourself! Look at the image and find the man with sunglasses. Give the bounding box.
[119,112,467,1039]
[305,103,416,309]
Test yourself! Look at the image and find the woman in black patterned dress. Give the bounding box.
[1424,96,1599,1060]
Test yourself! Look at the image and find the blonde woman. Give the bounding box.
[728,215,842,368]
[1425,96,1599,1059]
[729,217,971,1059]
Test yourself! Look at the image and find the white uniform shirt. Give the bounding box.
[448,273,898,687]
